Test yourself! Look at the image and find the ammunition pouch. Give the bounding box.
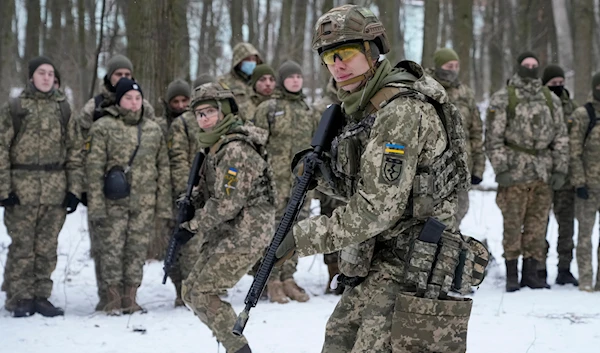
[452,235,490,294]
[339,237,376,278]
[103,166,131,200]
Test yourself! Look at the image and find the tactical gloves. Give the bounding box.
[275,229,296,266]
[80,192,88,207]
[181,204,196,223]
[174,228,194,245]
[550,173,567,190]
[62,192,81,214]
[471,175,482,185]
[576,186,589,200]
[0,192,20,207]
[495,172,511,186]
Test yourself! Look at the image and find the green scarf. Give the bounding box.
[197,114,243,148]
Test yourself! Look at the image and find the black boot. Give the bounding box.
[556,268,579,286]
[505,259,520,292]
[536,269,551,289]
[34,298,64,317]
[12,299,35,318]
[235,344,252,353]
[520,258,547,289]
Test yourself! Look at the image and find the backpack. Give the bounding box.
[583,102,597,141]
[9,96,71,141]
[507,85,555,120]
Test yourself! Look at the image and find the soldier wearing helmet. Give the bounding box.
[174,82,276,353]
[274,5,476,352]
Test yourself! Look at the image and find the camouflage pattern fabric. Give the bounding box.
[495,180,552,261]
[574,189,600,289]
[456,190,469,225]
[238,89,278,122]
[168,111,201,197]
[181,123,275,352]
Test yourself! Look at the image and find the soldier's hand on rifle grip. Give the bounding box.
[181,204,196,222]
[174,228,195,245]
[275,229,296,266]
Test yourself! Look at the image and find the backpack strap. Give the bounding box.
[584,102,597,141]
[8,97,25,138]
[58,99,71,134]
[93,94,105,121]
[507,85,518,120]
[542,86,555,112]
[179,114,189,139]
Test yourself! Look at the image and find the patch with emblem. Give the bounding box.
[84,136,92,152]
[379,143,405,185]
[223,167,239,196]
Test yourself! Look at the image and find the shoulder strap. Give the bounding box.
[179,114,189,139]
[584,102,597,141]
[9,97,25,137]
[209,133,251,156]
[93,94,105,121]
[542,86,555,112]
[507,85,517,120]
[125,123,142,173]
[58,99,71,133]
[367,86,403,113]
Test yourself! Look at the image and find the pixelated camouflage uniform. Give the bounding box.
[569,100,600,289]
[181,123,275,353]
[86,105,171,295]
[1,84,84,309]
[238,88,278,123]
[485,74,568,263]
[427,67,485,224]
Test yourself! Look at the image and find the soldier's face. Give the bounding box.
[255,74,276,96]
[169,95,191,112]
[194,103,222,130]
[110,69,132,86]
[326,50,371,92]
[546,77,564,86]
[283,74,303,93]
[441,60,460,72]
[119,90,143,112]
[31,64,55,93]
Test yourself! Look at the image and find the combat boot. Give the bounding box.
[325,262,339,294]
[282,278,310,302]
[122,285,145,314]
[34,298,64,317]
[104,286,122,315]
[505,259,520,292]
[174,281,185,307]
[11,298,35,318]
[520,258,547,289]
[267,280,289,304]
[94,295,107,312]
[536,269,551,289]
[556,268,579,286]
[235,344,252,353]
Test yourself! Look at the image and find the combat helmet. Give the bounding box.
[191,82,239,114]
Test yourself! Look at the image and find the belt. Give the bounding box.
[11,163,64,171]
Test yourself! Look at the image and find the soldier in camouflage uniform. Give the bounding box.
[569,72,600,292]
[486,52,569,292]
[86,78,171,315]
[540,64,579,286]
[217,42,263,120]
[254,60,316,304]
[275,6,477,352]
[174,82,275,353]
[427,48,485,224]
[238,64,277,121]
[76,54,162,311]
[1,56,84,317]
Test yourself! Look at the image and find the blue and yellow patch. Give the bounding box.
[380,142,405,185]
[223,167,239,196]
[384,143,405,156]
[227,167,238,176]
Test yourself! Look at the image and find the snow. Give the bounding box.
[1,178,600,352]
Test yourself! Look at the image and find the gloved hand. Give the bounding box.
[550,173,567,190]
[180,203,195,223]
[0,192,20,207]
[174,228,195,246]
[495,172,511,186]
[576,186,589,200]
[471,175,482,185]
[275,229,296,266]
[80,192,88,207]
[62,192,81,214]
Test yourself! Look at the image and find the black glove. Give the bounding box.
[174,228,195,246]
[181,204,196,223]
[62,192,81,214]
[471,175,482,185]
[80,192,88,207]
[0,192,20,207]
[576,187,589,200]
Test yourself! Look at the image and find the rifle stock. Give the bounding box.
[232,104,342,336]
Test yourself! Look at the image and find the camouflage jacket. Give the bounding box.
[559,89,578,130]
[254,92,317,209]
[0,85,84,205]
[168,110,201,197]
[428,68,485,178]
[85,106,171,220]
[485,74,568,185]
[238,90,277,122]
[291,60,464,279]
[181,123,275,254]
[569,100,600,189]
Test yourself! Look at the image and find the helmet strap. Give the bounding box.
[336,41,377,91]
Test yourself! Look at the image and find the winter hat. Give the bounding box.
[542,64,565,85]
[250,64,276,88]
[106,55,134,78]
[28,56,56,78]
[592,72,600,90]
[115,78,143,106]
[433,48,459,68]
[166,79,191,103]
[517,51,539,65]
[193,74,215,89]
[278,60,302,87]
[54,68,61,87]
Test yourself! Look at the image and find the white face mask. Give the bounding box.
[240,61,257,76]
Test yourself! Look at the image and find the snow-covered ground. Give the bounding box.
[1,163,599,353]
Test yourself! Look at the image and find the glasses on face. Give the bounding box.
[194,107,218,119]
[320,44,362,65]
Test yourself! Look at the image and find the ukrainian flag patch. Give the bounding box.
[227,168,238,176]
[223,167,239,196]
[384,143,405,155]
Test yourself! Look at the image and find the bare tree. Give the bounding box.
[488,0,504,95]
[375,0,403,65]
[24,0,41,65]
[0,0,16,101]
[573,0,594,103]
[273,0,293,68]
[452,0,473,85]
[422,0,440,68]
[229,0,244,45]
[291,0,307,64]
[245,0,258,47]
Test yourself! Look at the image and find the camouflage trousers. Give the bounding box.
[321,271,471,353]
[88,217,106,303]
[92,205,154,287]
[541,188,575,270]
[456,190,469,225]
[3,205,66,307]
[574,189,600,288]
[496,181,552,261]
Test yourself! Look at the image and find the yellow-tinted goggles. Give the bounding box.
[320,44,363,65]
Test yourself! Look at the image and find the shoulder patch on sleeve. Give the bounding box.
[223,167,239,196]
[379,142,405,185]
[84,136,91,152]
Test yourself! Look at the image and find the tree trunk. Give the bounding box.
[422,0,440,68]
[261,0,271,59]
[77,0,89,106]
[0,0,16,101]
[440,0,450,47]
[517,0,531,51]
[375,0,402,65]
[530,0,550,68]
[273,0,293,68]
[548,1,559,64]
[291,0,307,64]
[573,0,594,103]
[246,0,258,47]
[488,0,504,95]
[452,0,473,85]
[197,0,212,77]
[24,0,41,64]
[229,0,244,45]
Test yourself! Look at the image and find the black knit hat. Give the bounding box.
[542,64,565,85]
[517,51,539,65]
[28,56,56,78]
[115,78,143,106]
[166,79,191,103]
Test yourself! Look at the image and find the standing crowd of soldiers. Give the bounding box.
[1,4,599,353]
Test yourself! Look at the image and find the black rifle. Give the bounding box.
[232,104,343,336]
[162,152,205,284]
